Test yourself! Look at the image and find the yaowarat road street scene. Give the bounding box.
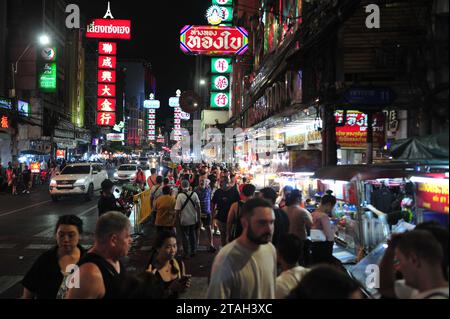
[0,0,448,304]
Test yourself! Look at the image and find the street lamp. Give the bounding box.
[11,33,51,97]
[199,79,207,86]
[9,33,51,161]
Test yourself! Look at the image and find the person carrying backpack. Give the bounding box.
[150,176,164,224]
[227,184,256,243]
[175,180,201,259]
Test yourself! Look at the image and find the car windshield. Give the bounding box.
[118,165,137,171]
[139,158,147,161]
[61,166,90,175]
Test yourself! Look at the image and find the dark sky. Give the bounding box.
[73,0,211,119]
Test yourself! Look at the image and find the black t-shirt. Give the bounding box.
[98,193,119,217]
[22,246,86,299]
[212,187,241,223]
[272,208,290,248]
[22,169,31,182]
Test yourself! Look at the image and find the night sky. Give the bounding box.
[73,0,211,120]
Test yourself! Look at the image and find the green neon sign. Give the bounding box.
[211,58,232,74]
[39,63,57,92]
[211,92,230,109]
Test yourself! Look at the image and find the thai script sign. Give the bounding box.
[180,25,248,56]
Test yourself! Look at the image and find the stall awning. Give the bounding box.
[390,132,449,163]
[314,164,416,182]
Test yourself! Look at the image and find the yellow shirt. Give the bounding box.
[155,195,177,227]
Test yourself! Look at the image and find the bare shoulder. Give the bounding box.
[66,263,105,299]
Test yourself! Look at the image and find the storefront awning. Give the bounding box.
[391,132,449,163]
[314,164,416,182]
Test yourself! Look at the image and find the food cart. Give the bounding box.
[314,164,417,260]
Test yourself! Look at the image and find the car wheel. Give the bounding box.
[85,184,94,202]
[51,195,59,202]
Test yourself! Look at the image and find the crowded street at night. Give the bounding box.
[0,0,448,308]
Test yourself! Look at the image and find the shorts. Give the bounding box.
[201,214,212,226]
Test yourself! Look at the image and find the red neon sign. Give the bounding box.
[98,70,116,83]
[97,112,116,126]
[1,115,8,129]
[97,98,116,112]
[180,25,249,56]
[335,111,385,149]
[56,150,66,159]
[98,84,116,98]
[86,19,131,40]
[99,42,117,55]
[98,56,117,69]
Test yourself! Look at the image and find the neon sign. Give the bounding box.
[86,19,131,40]
[180,25,248,56]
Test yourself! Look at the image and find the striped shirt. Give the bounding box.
[195,186,212,215]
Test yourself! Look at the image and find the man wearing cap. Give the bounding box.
[98,179,121,217]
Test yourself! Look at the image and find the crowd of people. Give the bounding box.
[0,158,64,196]
[19,161,449,299]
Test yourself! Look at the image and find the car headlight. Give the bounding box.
[130,174,136,179]
[114,172,119,178]
[50,179,57,186]
[75,178,86,185]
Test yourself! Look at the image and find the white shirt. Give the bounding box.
[412,287,449,299]
[175,191,201,226]
[206,240,277,299]
[276,266,310,299]
[395,280,449,299]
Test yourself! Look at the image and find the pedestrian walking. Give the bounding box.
[146,231,191,298]
[22,215,86,299]
[175,180,201,259]
[66,212,132,299]
[206,198,277,299]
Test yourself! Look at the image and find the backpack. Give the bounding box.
[230,201,244,242]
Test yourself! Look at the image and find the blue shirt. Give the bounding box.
[195,186,212,215]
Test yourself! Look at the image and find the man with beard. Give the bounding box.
[206,198,277,299]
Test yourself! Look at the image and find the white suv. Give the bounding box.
[49,163,109,202]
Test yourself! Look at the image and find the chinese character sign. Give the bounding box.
[211,92,230,109]
[99,42,117,55]
[212,75,230,91]
[211,58,232,73]
[148,109,156,141]
[97,98,116,112]
[97,112,116,126]
[98,56,117,69]
[98,84,116,97]
[213,0,232,5]
[97,41,118,127]
[98,70,116,83]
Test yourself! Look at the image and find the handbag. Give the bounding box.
[310,229,327,242]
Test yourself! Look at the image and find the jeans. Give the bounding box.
[180,225,197,256]
[217,221,227,247]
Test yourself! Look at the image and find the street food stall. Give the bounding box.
[314,164,417,259]
[411,170,449,227]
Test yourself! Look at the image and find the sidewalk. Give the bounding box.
[126,222,221,299]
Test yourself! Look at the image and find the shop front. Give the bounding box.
[314,164,417,260]
[412,172,449,227]
[335,110,387,165]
